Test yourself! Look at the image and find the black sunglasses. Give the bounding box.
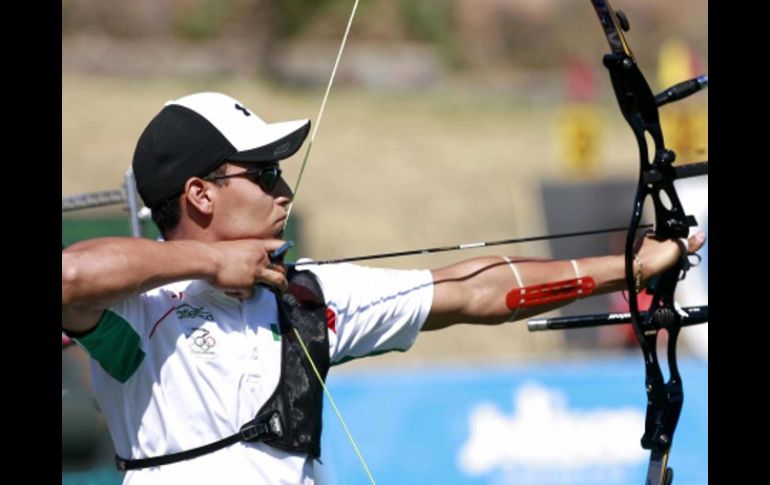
[204,165,283,192]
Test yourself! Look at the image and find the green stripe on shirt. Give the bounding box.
[77,310,145,383]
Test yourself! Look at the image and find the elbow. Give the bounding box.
[61,253,80,307]
[62,252,105,333]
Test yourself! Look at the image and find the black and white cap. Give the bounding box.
[132,92,311,209]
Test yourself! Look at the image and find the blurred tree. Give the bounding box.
[62,0,707,78]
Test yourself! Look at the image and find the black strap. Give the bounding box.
[115,411,284,471]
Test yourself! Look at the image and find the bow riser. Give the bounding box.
[591,2,706,484]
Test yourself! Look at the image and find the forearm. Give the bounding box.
[423,254,625,330]
[62,238,217,329]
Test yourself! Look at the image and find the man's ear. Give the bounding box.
[183,178,215,215]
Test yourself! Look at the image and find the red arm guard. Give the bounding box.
[505,277,596,310]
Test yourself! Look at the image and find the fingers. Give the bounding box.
[269,241,295,264]
[259,267,289,293]
[263,238,289,253]
[223,263,288,298]
[262,239,292,292]
[211,238,291,294]
[686,232,707,253]
[259,253,289,292]
[636,231,706,280]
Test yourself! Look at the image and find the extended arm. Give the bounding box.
[423,233,704,330]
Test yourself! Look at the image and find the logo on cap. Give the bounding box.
[273,141,292,156]
[234,103,252,117]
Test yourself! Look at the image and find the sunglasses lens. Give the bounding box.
[258,167,280,191]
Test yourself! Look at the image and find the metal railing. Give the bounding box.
[62,168,149,238]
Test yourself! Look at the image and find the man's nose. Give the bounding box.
[273,177,293,201]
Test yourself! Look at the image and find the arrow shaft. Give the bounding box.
[290,224,652,266]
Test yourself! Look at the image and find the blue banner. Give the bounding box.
[318,356,707,485]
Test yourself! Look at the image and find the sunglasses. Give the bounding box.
[204,165,283,192]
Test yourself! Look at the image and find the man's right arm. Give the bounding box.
[62,237,288,333]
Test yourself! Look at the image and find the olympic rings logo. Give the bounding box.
[188,328,217,354]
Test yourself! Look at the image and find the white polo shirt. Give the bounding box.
[74,263,434,485]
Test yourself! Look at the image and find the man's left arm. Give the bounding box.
[424,233,705,330]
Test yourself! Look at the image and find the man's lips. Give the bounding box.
[274,215,287,237]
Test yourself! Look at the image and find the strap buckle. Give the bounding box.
[239,411,284,442]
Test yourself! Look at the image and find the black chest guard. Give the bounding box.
[257,267,330,458]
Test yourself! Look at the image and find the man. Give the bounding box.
[61,92,705,484]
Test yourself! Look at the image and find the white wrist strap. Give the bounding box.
[570,259,581,278]
[502,256,524,322]
[571,259,589,299]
